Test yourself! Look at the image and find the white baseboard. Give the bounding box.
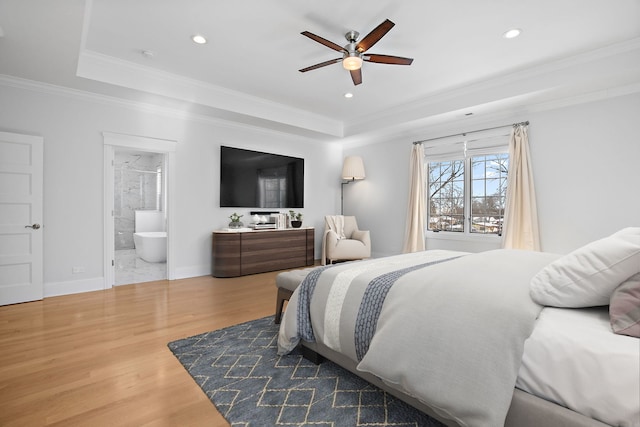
[44,277,106,298]
[43,265,213,298]
[173,264,210,280]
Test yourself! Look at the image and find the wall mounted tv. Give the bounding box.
[220,146,304,208]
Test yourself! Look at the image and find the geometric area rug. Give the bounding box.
[168,316,445,426]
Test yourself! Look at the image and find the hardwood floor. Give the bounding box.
[0,272,280,426]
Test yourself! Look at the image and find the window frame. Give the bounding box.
[425,144,509,242]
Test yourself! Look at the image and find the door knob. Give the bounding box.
[25,224,41,230]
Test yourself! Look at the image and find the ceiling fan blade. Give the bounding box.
[299,58,342,73]
[364,54,414,65]
[350,68,362,85]
[301,31,347,53]
[356,19,395,53]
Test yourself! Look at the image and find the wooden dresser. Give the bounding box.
[212,227,314,277]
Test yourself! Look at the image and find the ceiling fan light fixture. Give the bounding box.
[299,19,411,85]
[343,55,363,71]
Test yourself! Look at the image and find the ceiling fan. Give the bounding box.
[299,19,414,86]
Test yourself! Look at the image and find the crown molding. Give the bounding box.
[76,50,343,137]
[345,37,640,135]
[339,81,640,149]
[0,74,333,143]
[3,36,639,147]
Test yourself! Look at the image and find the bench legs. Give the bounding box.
[274,287,294,324]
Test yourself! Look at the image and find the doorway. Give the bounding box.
[103,132,176,288]
[113,149,167,285]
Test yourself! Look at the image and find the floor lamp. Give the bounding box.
[341,156,365,214]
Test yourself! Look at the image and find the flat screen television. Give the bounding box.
[220,146,304,208]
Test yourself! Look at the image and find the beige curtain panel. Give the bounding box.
[403,143,426,253]
[502,125,541,251]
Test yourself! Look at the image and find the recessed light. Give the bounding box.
[192,34,207,44]
[503,28,522,39]
[344,93,354,99]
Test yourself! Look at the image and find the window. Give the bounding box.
[427,140,509,236]
[428,160,465,232]
[470,153,508,234]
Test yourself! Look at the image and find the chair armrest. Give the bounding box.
[322,229,341,265]
[325,229,340,246]
[352,230,370,246]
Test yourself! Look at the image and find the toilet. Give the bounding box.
[133,210,167,263]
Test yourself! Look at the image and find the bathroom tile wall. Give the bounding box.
[114,151,164,250]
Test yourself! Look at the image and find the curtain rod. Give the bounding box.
[413,121,529,145]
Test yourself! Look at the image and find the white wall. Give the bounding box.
[345,92,640,256]
[341,141,413,257]
[3,79,638,297]
[531,93,640,252]
[0,82,342,296]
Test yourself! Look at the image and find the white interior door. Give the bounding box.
[0,131,44,305]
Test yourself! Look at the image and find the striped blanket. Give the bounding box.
[292,253,462,361]
[278,249,560,427]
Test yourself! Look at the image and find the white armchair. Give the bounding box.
[322,215,371,265]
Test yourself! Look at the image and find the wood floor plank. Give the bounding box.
[0,271,280,426]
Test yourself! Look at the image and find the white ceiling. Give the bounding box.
[1,0,639,143]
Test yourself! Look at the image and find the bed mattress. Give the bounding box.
[517,306,640,427]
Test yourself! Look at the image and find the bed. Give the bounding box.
[277,228,640,427]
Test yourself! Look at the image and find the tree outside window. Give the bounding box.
[470,153,508,234]
[428,160,464,232]
[428,153,508,235]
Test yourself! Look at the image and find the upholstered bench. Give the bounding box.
[274,267,316,324]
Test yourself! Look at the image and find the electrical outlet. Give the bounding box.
[72,266,85,274]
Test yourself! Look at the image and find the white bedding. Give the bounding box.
[517,306,640,427]
[279,249,561,427]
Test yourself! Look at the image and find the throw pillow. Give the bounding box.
[610,273,640,338]
[530,227,640,307]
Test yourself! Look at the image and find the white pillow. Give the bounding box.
[530,228,640,307]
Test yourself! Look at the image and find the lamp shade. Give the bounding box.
[342,156,366,180]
